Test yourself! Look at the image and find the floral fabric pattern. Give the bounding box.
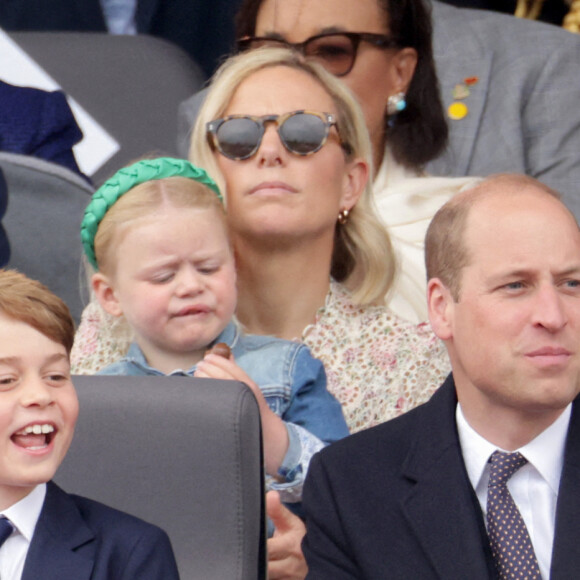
[302,281,451,433]
[71,302,133,375]
[71,281,451,433]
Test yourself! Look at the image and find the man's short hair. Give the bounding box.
[425,174,563,301]
[0,269,74,354]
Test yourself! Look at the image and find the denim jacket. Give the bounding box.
[99,321,349,502]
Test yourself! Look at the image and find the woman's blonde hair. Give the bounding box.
[94,176,227,276]
[190,47,395,305]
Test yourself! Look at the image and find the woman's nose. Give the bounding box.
[256,125,285,166]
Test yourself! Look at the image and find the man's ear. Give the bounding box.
[427,278,454,341]
[340,157,369,212]
[92,272,123,318]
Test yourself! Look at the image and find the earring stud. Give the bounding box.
[338,209,350,224]
[387,92,407,115]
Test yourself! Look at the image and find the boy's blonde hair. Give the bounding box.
[0,269,75,354]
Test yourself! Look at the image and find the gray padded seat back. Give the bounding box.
[56,376,266,580]
[9,32,205,184]
[0,152,93,323]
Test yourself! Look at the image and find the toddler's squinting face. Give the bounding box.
[105,206,237,367]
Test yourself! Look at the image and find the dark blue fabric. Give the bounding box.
[303,375,580,579]
[0,80,86,179]
[0,169,9,267]
[21,481,180,580]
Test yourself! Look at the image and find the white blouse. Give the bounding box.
[374,150,482,323]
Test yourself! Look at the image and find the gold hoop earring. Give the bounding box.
[337,209,350,225]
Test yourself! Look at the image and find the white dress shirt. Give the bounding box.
[0,484,46,580]
[456,404,571,580]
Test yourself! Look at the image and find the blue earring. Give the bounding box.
[387,92,407,115]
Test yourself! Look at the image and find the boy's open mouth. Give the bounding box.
[11,424,56,450]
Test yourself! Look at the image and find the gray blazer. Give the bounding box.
[427,1,580,216]
[178,1,580,216]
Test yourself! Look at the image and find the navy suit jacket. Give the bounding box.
[302,375,580,579]
[0,81,84,177]
[21,481,180,580]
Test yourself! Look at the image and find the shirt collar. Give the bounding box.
[1,483,46,542]
[520,406,570,494]
[217,319,240,348]
[456,403,571,494]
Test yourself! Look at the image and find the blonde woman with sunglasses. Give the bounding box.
[180,0,483,324]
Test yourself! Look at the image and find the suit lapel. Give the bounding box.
[22,482,95,580]
[400,376,495,579]
[427,1,493,177]
[550,398,580,579]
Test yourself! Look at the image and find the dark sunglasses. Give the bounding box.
[237,32,401,77]
[207,110,347,161]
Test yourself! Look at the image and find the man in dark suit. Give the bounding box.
[303,174,580,579]
[0,80,85,178]
[0,270,179,580]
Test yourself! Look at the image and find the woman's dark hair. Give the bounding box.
[234,0,263,38]
[234,0,448,169]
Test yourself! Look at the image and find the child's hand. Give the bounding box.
[195,353,264,401]
[195,353,289,476]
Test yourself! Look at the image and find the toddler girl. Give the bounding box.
[79,157,348,506]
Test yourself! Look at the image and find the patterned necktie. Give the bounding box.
[0,517,13,548]
[486,451,541,579]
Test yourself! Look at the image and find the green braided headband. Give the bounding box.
[81,157,222,270]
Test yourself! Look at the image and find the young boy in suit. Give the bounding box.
[0,269,179,580]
